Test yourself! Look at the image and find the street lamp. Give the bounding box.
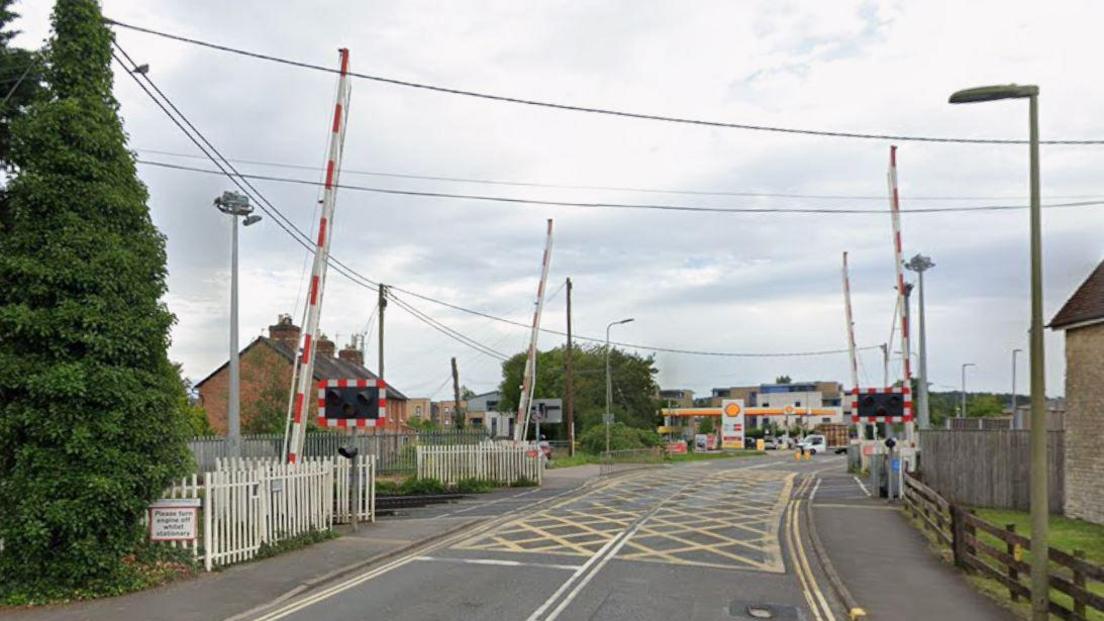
[605,318,634,455]
[960,363,975,418]
[1011,348,1023,427]
[906,254,934,429]
[214,190,262,458]
[950,83,1047,621]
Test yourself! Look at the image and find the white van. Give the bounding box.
[798,434,827,454]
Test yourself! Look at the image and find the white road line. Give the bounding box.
[414,556,581,571]
[809,478,822,502]
[852,475,872,497]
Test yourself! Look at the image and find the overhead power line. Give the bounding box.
[105,18,1104,146]
[137,158,1104,215]
[135,147,1104,202]
[112,41,906,361]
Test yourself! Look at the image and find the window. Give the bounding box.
[761,402,769,407]
[795,401,801,407]
[822,417,832,423]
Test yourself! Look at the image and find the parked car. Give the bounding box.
[798,434,827,454]
[762,437,780,450]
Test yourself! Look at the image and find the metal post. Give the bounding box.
[1011,348,1022,427]
[906,254,934,429]
[378,284,387,426]
[1027,91,1048,621]
[228,212,241,458]
[603,318,633,454]
[564,278,575,456]
[960,363,974,418]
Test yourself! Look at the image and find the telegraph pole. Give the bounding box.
[451,357,463,429]
[378,283,388,428]
[564,278,575,456]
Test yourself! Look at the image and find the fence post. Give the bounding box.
[1006,523,1019,602]
[1073,549,1086,619]
[964,509,977,561]
[951,504,967,569]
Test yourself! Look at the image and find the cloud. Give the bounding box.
[12,0,1104,400]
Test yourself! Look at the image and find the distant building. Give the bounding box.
[1050,259,1104,524]
[658,388,694,409]
[195,315,409,434]
[468,391,512,438]
[407,397,432,421]
[693,381,847,426]
[432,399,465,427]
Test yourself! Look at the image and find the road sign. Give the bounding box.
[721,399,746,449]
[530,399,563,423]
[149,498,200,542]
[317,378,387,429]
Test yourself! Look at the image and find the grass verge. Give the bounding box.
[904,506,1104,620]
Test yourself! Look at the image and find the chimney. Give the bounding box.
[338,342,364,367]
[316,334,336,358]
[268,314,300,350]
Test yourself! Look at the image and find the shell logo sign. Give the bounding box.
[784,405,795,415]
[721,399,746,450]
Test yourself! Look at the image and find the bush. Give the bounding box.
[0,1,191,600]
[510,477,537,488]
[452,478,495,494]
[578,422,659,454]
[400,477,446,496]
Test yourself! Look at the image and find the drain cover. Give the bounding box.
[728,600,800,620]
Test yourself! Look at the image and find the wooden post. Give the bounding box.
[377,284,388,428]
[951,504,967,569]
[1073,549,1086,619]
[1006,523,1019,602]
[451,357,463,430]
[965,509,978,560]
[564,277,575,456]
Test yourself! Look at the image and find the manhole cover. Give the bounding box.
[728,600,800,620]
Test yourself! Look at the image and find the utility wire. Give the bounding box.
[105,18,1104,146]
[136,147,1103,202]
[136,159,1104,215]
[388,294,509,360]
[114,42,903,361]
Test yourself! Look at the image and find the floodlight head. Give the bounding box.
[214,190,253,216]
[131,63,150,75]
[905,254,935,273]
[949,84,1037,104]
[243,214,262,227]
[619,318,635,325]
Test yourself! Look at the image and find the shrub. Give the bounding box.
[0,0,191,600]
[578,422,658,453]
[401,477,446,496]
[452,478,495,494]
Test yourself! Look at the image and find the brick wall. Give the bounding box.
[1064,322,1104,524]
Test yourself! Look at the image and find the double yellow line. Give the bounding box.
[786,476,836,621]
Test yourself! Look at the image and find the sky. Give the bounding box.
[12,0,1104,401]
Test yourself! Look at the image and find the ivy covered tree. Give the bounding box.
[0,0,191,600]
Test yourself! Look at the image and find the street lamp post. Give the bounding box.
[950,83,1046,621]
[960,363,975,418]
[215,191,262,458]
[1012,348,1023,428]
[906,254,934,429]
[605,318,634,455]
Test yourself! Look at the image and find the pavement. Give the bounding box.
[809,468,1014,620]
[2,454,1017,620]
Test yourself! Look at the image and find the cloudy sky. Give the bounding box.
[14,1,1104,400]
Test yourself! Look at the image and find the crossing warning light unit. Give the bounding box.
[317,378,387,429]
[850,386,912,424]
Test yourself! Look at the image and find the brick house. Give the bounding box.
[1050,260,1104,524]
[196,315,409,434]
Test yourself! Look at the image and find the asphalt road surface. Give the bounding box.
[248,454,851,621]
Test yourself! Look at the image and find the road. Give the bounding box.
[248,454,855,621]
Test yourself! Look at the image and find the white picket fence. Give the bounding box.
[204,459,334,570]
[416,443,543,486]
[158,474,202,560]
[334,455,376,524]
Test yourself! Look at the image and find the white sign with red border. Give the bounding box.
[149,498,200,542]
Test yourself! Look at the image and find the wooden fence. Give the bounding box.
[918,430,1064,513]
[904,472,1103,619]
[416,443,543,486]
[188,430,489,474]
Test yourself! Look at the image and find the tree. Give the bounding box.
[498,344,660,440]
[697,416,715,435]
[0,0,42,169]
[775,375,792,384]
[0,0,191,598]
